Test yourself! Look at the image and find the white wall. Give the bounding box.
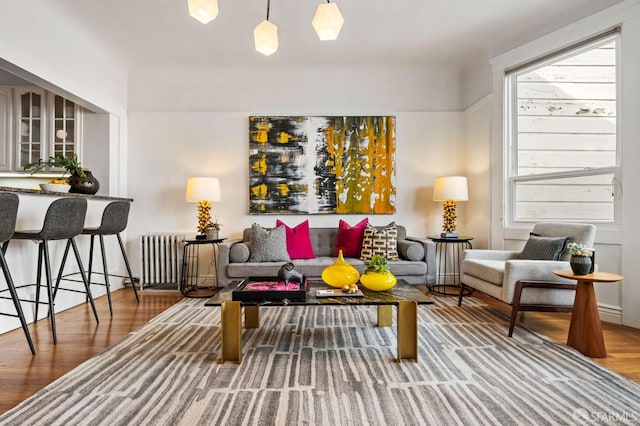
[466,0,640,326]
[0,0,128,113]
[125,64,467,269]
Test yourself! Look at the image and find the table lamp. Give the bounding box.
[433,176,468,238]
[186,177,221,239]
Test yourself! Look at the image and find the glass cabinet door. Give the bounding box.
[15,87,45,169]
[52,95,77,158]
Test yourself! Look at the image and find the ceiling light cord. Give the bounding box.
[266,0,271,21]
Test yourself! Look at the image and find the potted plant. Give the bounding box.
[204,218,222,240]
[360,254,397,291]
[24,154,99,195]
[567,242,593,275]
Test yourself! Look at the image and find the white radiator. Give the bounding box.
[139,234,185,288]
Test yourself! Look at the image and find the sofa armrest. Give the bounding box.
[216,238,244,288]
[501,259,574,304]
[464,249,520,261]
[406,236,437,285]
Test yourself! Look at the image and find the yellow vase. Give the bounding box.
[321,250,360,288]
[360,272,397,292]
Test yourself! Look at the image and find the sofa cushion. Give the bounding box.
[360,223,399,261]
[462,259,505,286]
[397,239,424,261]
[276,219,315,259]
[518,233,568,261]
[333,218,368,257]
[248,224,290,262]
[229,242,251,263]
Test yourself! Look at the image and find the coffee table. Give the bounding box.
[205,279,433,364]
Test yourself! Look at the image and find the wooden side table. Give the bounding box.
[553,269,623,358]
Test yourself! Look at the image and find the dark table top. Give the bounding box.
[204,279,433,307]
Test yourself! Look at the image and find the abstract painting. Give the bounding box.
[249,116,396,214]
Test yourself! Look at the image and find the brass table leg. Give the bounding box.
[245,305,260,328]
[221,301,242,363]
[377,305,392,327]
[397,300,418,362]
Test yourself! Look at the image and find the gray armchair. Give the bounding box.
[457,222,597,336]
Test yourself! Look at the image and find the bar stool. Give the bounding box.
[12,197,99,344]
[0,193,35,355]
[77,201,139,316]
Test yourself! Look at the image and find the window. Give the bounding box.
[506,30,619,224]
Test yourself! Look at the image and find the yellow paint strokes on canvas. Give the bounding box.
[279,183,290,197]
[278,131,292,144]
[336,117,369,214]
[251,183,268,199]
[251,121,270,144]
[373,116,395,213]
[250,154,267,175]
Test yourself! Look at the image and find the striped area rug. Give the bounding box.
[2,297,640,425]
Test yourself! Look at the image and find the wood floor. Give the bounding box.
[0,288,182,415]
[1,287,640,415]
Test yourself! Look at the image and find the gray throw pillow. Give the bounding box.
[229,242,251,263]
[248,224,290,262]
[518,233,568,260]
[397,240,424,261]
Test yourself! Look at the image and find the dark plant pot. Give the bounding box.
[68,170,100,195]
[570,255,592,275]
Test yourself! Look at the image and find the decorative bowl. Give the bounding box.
[39,183,71,193]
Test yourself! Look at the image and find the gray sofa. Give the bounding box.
[216,225,436,288]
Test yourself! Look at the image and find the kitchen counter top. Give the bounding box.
[0,186,133,202]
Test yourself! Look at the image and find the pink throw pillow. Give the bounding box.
[276,219,315,259]
[334,218,369,257]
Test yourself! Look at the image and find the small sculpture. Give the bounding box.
[278,262,304,284]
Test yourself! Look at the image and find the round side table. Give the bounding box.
[553,269,623,358]
[180,237,226,298]
[428,235,473,296]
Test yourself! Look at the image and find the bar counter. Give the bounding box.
[0,186,133,202]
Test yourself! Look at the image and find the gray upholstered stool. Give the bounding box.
[0,193,35,355]
[12,197,99,344]
[79,201,139,315]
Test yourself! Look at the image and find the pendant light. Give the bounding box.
[312,1,344,41]
[254,0,279,56]
[187,0,219,24]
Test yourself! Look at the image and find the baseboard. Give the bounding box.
[598,303,622,325]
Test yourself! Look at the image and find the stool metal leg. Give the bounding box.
[54,238,100,324]
[98,235,113,316]
[42,241,57,344]
[0,251,35,355]
[71,239,99,324]
[53,240,72,301]
[34,244,44,322]
[117,233,139,303]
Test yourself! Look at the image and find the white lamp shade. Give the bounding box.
[186,177,221,202]
[188,0,219,24]
[254,20,279,56]
[312,2,344,41]
[433,176,469,201]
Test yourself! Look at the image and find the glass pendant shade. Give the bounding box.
[188,0,219,24]
[312,2,344,40]
[254,20,279,56]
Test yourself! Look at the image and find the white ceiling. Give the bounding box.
[49,0,623,69]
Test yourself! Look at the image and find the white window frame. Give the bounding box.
[504,29,621,229]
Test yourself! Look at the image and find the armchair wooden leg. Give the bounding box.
[509,281,524,337]
[457,283,466,307]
